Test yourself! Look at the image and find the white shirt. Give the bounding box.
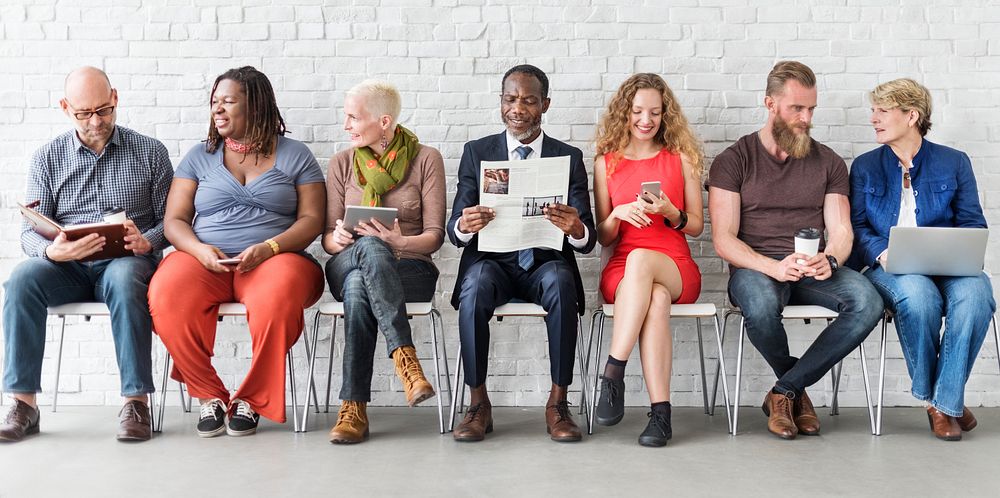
[454,130,589,248]
[879,161,918,265]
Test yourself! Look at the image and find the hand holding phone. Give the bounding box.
[217,258,242,265]
[640,181,661,202]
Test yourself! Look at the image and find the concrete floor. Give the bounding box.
[2,405,1000,497]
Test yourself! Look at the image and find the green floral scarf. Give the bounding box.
[353,125,420,207]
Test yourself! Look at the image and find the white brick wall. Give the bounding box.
[1,0,999,409]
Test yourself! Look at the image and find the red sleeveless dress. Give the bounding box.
[599,149,701,304]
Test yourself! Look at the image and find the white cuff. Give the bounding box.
[454,222,475,244]
[567,225,589,249]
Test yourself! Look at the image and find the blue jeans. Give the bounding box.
[728,266,883,395]
[866,267,996,417]
[326,237,439,402]
[3,255,159,397]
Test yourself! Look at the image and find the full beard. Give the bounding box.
[772,117,812,159]
[503,114,542,142]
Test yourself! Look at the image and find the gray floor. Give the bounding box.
[2,405,1000,497]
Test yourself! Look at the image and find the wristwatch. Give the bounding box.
[826,255,839,272]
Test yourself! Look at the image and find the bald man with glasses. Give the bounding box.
[1,67,173,443]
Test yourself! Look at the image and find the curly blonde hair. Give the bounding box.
[595,73,704,178]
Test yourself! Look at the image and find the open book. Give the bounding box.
[18,201,129,262]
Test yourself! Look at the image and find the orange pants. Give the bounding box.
[149,251,323,423]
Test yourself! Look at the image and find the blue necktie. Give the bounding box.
[514,146,534,271]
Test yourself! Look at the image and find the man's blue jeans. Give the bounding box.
[866,267,996,417]
[728,266,883,396]
[3,255,159,397]
[326,237,439,402]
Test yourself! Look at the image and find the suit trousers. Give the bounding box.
[457,257,579,388]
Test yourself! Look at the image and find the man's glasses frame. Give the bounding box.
[66,103,115,120]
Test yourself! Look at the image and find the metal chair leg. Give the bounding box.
[434,309,452,411]
[732,316,746,436]
[993,315,999,374]
[695,317,710,415]
[858,342,875,434]
[301,311,322,432]
[157,350,172,433]
[324,316,338,413]
[288,349,299,432]
[588,311,606,435]
[712,313,732,432]
[429,310,446,434]
[830,360,843,416]
[876,315,888,436]
[448,342,463,432]
[581,309,601,415]
[574,316,590,422]
[52,315,67,413]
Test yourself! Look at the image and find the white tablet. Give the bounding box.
[343,206,399,233]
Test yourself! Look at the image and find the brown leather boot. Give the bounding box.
[957,406,977,432]
[392,345,435,407]
[792,390,820,436]
[546,384,581,442]
[761,390,798,440]
[329,401,369,444]
[927,406,961,441]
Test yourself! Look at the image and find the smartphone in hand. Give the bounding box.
[217,258,242,265]
[640,181,661,202]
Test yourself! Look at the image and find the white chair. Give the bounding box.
[872,309,1000,436]
[301,300,452,433]
[718,304,876,436]
[447,302,591,432]
[46,302,313,433]
[586,302,732,435]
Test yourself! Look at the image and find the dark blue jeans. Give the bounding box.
[3,255,159,397]
[326,237,438,402]
[866,267,995,417]
[728,265,883,396]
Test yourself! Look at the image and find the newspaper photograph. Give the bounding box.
[477,155,570,252]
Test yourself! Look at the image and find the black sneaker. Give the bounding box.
[595,376,625,426]
[638,410,672,447]
[226,399,260,437]
[197,398,227,438]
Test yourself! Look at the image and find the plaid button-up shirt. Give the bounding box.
[21,126,174,258]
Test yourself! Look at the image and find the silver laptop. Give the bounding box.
[884,226,988,276]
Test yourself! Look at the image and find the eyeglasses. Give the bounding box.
[67,104,115,120]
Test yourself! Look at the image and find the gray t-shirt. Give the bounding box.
[176,136,325,256]
[708,132,849,258]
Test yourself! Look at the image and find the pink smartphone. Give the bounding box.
[640,181,661,202]
[217,258,242,265]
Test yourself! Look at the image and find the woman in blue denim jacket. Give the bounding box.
[849,78,995,441]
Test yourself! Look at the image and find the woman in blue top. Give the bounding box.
[849,78,995,441]
[150,67,326,438]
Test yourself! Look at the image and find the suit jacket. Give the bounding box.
[447,131,597,314]
[848,139,987,270]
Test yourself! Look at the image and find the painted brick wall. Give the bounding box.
[1,0,998,410]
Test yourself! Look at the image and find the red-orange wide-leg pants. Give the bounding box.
[149,251,323,423]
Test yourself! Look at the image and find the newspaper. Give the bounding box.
[477,156,570,252]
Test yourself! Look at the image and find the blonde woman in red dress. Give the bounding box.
[592,73,705,447]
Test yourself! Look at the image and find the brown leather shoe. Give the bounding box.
[957,407,977,432]
[761,390,798,440]
[546,385,581,442]
[329,400,369,444]
[453,402,493,442]
[927,406,961,441]
[392,345,435,407]
[117,400,152,442]
[793,390,821,436]
[0,399,40,443]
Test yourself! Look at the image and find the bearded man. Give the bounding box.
[447,64,596,443]
[707,61,882,440]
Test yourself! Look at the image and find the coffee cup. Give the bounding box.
[103,207,126,224]
[794,227,821,264]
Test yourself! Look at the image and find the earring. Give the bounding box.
[380,134,389,151]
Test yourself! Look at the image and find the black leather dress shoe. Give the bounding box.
[0,399,40,442]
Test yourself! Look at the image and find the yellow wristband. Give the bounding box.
[264,238,280,255]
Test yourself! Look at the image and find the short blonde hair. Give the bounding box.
[765,60,816,97]
[346,79,401,123]
[869,78,933,137]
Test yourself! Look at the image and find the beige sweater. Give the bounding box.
[325,144,446,263]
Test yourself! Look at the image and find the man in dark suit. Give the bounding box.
[447,65,596,442]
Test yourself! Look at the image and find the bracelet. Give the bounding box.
[264,238,280,255]
[663,211,688,231]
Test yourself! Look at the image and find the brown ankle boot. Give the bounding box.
[957,406,977,432]
[393,346,435,407]
[927,406,961,441]
[793,390,821,436]
[546,385,581,442]
[329,401,369,444]
[454,385,493,442]
[761,390,798,440]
